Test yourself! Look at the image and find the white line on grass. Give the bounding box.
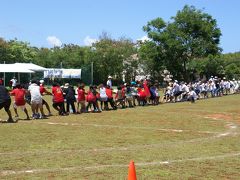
[184,109,240,116]
[41,122,219,134]
[1,152,240,176]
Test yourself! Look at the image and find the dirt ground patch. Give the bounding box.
[205,114,233,121]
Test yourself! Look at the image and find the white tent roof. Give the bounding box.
[14,63,47,72]
[0,64,35,73]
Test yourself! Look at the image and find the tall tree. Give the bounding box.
[0,38,10,63]
[141,5,222,81]
[8,39,37,63]
[92,35,136,84]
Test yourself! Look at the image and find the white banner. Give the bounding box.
[44,69,81,79]
[62,69,81,79]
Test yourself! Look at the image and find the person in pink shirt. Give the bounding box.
[143,78,151,104]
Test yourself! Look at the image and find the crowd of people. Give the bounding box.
[163,76,240,103]
[0,75,239,123]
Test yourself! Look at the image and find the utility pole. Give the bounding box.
[91,62,93,84]
[3,61,5,86]
[29,61,32,80]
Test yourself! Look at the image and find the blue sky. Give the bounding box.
[0,0,239,53]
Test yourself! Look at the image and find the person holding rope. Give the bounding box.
[0,84,16,123]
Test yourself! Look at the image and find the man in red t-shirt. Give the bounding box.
[106,85,117,110]
[10,83,30,120]
[52,83,66,116]
[77,83,86,113]
[40,80,52,116]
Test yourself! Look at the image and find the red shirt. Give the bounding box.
[52,86,64,103]
[86,90,96,102]
[143,80,150,97]
[40,84,47,95]
[138,88,146,98]
[77,88,85,101]
[11,88,26,106]
[106,88,113,99]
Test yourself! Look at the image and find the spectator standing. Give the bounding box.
[10,77,17,89]
[106,76,113,88]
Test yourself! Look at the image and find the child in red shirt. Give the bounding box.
[86,86,96,112]
[137,85,147,106]
[106,85,117,110]
[10,83,30,120]
[77,83,86,113]
[40,81,52,116]
[86,85,101,112]
[52,83,66,116]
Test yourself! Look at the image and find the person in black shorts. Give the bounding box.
[0,85,15,123]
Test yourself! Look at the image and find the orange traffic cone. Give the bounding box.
[128,160,137,180]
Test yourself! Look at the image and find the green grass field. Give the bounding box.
[0,95,240,179]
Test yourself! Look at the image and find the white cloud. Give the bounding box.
[137,35,150,42]
[46,36,62,47]
[84,36,97,46]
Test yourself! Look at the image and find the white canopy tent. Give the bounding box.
[0,63,45,86]
[0,64,35,73]
[14,63,47,72]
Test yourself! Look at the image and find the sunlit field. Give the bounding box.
[0,95,240,179]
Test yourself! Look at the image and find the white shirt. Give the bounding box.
[173,83,180,93]
[28,83,42,102]
[189,90,197,100]
[99,87,108,98]
[181,84,189,93]
[10,78,17,87]
[225,81,231,89]
[106,79,112,88]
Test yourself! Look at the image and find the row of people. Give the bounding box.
[1,77,239,122]
[164,77,240,103]
[0,79,160,121]
[50,80,161,115]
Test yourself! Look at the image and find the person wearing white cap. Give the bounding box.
[107,76,112,88]
[10,77,17,89]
